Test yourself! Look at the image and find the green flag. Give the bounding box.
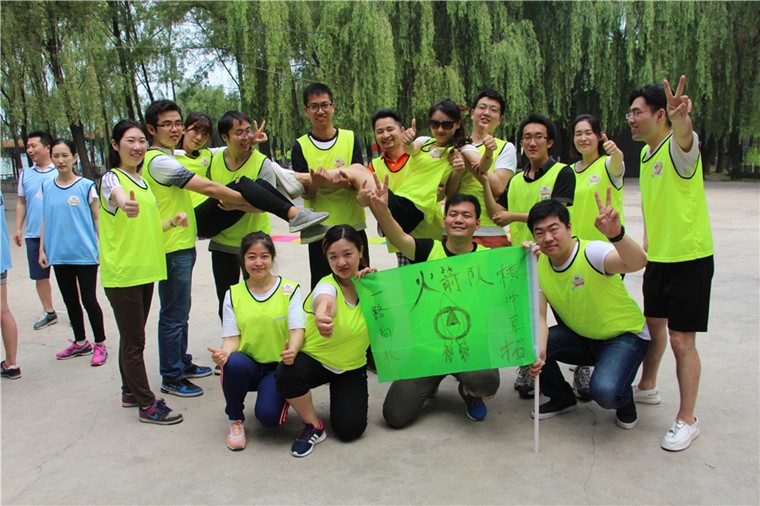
[354,247,539,382]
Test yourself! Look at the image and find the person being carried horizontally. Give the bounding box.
[526,194,649,430]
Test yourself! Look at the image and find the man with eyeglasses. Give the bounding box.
[628,76,713,452]
[481,113,575,399]
[141,100,327,399]
[291,83,368,289]
[446,89,518,248]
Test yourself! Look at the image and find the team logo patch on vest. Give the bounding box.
[653,161,663,177]
[589,174,601,185]
[282,283,295,296]
[572,274,585,290]
[539,185,552,200]
[334,158,346,169]
[67,196,81,206]
[430,148,443,160]
[201,157,210,167]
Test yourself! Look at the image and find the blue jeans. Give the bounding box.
[540,325,649,409]
[221,352,287,427]
[158,248,196,382]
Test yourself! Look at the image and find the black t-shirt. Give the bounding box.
[412,238,480,263]
[291,130,364,173]
[496,158,575,209]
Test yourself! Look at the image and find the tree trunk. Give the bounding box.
[110,0,137,120]
[728,130,743,180]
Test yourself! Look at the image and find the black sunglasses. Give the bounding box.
[429,119,455,130]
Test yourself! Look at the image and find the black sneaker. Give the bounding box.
[184,364,212,378]
[531,398,577,420]
[161,378,203,397]
[213,364,222,376]
[515,366,535,399]
[291,421,326,457]
[573,366,593,401]
[1,361,21,380]
[615,399,638,429]
[139,399,183,425]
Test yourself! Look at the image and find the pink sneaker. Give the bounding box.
[91,343,108,366]
[56,340,93,360]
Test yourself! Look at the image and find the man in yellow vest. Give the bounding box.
[366,175,500,427]
[292,83,369,289]
[368,108,444,267]
[527,195,649,430]
[143,100,326,398]
[484,114,576,399]
[446,89,517,248]
[628,76,713,452]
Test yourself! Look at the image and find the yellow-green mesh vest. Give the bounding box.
[208,148,272,248]
[297,129,366,229]
[99,169,166,288]
[507,161,567,245]
[176,148,213,208]
[301,274,368,371]
[457,138,508,230]
[372,155,443,253]
[425,240,489,261]
[230,277,299,363]
[570,156,625,242]
[538,240,645,340]
[639,135,713,262]
[395,138,452,225]
[142,148,198,253]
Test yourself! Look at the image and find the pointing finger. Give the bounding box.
[594,190,604,212]
[675,75,685,98]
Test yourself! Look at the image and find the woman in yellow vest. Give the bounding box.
[275,225,374,457]
[569,114,625,242]
[175,113,214,208]
[207,232,304,451]
[99,120,189,425]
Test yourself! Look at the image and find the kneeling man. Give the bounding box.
[528,191,649,429]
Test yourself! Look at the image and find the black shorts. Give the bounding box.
[643,255,714,332]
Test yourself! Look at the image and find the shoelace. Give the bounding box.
[155,400,172,414]
[297,424,319,442]
[668,420,685,435]
[230,422,244,439]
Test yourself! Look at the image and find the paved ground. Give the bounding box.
[1,180,758,505]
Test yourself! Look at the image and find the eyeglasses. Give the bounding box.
[156,121,184,130]
[429,119,455,130]
[307,102,333,113]
[475,104,501,115]
[522,135,547,143]
[232,129,252,138]
[625,109,653,121]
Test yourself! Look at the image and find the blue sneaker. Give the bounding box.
[291,421,326,457]
[161,379,203,397]
[458,383,487,421]
[184,364,212,378]
[139,399,183,425]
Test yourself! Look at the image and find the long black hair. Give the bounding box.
[107,119,148,170]
[428,98,469,149]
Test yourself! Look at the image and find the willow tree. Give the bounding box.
[310,0,397,137]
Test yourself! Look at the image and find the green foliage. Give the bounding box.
[1,0,758,174]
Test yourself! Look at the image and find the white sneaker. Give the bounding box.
[661,417,700,451]
[272,162,305,199]
[633,386,661,405]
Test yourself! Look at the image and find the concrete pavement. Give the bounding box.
[1,180,758,504]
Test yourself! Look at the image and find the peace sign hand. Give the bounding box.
[593,186,622,239]
[664,75,692,123]
[252,120,268,145]
[401,118,416,146]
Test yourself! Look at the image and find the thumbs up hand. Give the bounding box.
[401,118,417,146]
[280,339,297,365]
[124,190,140,218]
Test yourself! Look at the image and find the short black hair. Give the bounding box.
[445,194,481,219]
[371,109,402,130]
[629,83,667,111]
[303,83,333,106]
[527,199,570,233]
[26,131,53,149]
[218,110,251,138]
[145,100,182,128]
[518,113,556,141]
[470,89,505,115]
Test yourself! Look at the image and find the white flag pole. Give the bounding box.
[526,248,541,453]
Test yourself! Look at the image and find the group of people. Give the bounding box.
[1,75,712,456]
